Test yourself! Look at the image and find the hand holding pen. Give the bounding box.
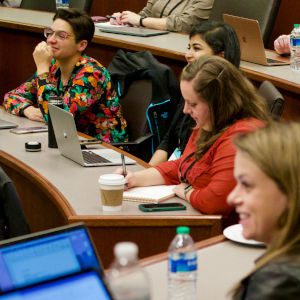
[107,13,122,25]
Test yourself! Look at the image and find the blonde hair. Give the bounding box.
[181,56,269,159]
[231,122,300,297]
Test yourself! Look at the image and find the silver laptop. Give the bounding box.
[0,118,18,129]
[48,104,136,167]
[98,26,169,37]
[223,14,290,66]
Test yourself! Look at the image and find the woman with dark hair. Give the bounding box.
[4,9,127,143]
[228,122,300,299]
[117,56,269,224]
[149,21,241,166]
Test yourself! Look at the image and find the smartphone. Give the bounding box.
[138,202,186,212]
[10,127,48,134]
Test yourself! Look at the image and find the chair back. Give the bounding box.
[20,0,56,12]
[258,80,284,119]
[20,0,93,13]
[120,79,152,141]
[0,167,30,240]
[209,0,281,46]
[69,0,93,13]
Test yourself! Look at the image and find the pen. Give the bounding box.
[121,153,127,176]
[106,15,117,20]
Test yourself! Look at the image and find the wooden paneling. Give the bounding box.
[269,0,300,48]
[90,0,147,16]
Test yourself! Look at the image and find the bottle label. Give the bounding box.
[169,254,197,273]
[291,38,300,47]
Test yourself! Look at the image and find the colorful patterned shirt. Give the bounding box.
[4,55,127,143]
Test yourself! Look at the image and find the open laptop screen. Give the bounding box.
[0,225,102,293]
[0,270,112,300]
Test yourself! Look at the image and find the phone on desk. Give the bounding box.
[138,202,186,212]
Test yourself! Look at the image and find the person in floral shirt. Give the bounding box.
[4,8,127,143]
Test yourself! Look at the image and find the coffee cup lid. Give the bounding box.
[98,174,126,185]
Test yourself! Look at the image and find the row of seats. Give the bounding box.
[20,0,93,13]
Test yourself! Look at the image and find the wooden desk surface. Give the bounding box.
[0,109,222,267]
[140,235,265,300]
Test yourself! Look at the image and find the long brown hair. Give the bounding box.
[181,56,269,159]
[231,122,300,297]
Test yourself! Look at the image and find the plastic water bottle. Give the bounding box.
[108,242,151,300]
[168,226,197,300]
[48,94,64,148]
[290,24,300,72]
[56,0,69,9]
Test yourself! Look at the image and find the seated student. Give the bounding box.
[228,122,300,299]
[274,34,290,55]
[118,56,269,225]
[149,21,241,166]
[4,9,127,143]
[110,0,214,32]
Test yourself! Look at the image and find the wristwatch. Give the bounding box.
[139,17,146,27]
[184,184,193,201]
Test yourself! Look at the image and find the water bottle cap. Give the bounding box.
[294,24,300,28]
[176,226,190,234]
[114,242,138,259]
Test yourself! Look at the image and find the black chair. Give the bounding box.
[111,80,154,162]
[209,0,281,46]
[258,80,285,119]
[0,167,30,240]
[20,0,93,13]
[69,0,93,13]
[20,0,56,12]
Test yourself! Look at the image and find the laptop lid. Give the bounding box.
[48,104,136,167]
[0,223,102,293]
[0,270,113,300]
[0,119,18,130]
[223,14,289,66]
[98,26,169,37]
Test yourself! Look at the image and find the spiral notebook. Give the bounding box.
[123,185,176,203]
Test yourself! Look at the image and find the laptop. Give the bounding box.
[48,104,136,167]
[0,119,18,130]
[0,223,103,293]
[223,14,290,66]
[0,270,113,300]
[98,26,169,37]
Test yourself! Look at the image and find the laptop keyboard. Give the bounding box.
[82,151,111,164]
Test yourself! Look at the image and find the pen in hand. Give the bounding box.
[121,153,127,177]
[106,15,117,20]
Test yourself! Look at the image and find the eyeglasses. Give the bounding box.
[44,28,73,40]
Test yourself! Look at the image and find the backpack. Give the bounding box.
[108,50,181,154]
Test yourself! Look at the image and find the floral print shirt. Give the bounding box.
[4,55,127,143]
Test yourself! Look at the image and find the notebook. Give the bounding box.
[98,26,169,37]
[0,270,113,300]
[0,223,103,293]
[223,14,290,66]
[0,119,18,130]
[48,104,136,167]
[123,185,176,203]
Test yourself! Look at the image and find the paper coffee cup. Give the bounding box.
[98,174,126,212]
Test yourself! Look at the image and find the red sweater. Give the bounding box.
[155,118,264,217]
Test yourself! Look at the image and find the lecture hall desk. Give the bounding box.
[139,235,265,300]
[0,109,222,268]
[1,7,300,120]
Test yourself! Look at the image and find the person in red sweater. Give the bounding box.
[118,56,269,225]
